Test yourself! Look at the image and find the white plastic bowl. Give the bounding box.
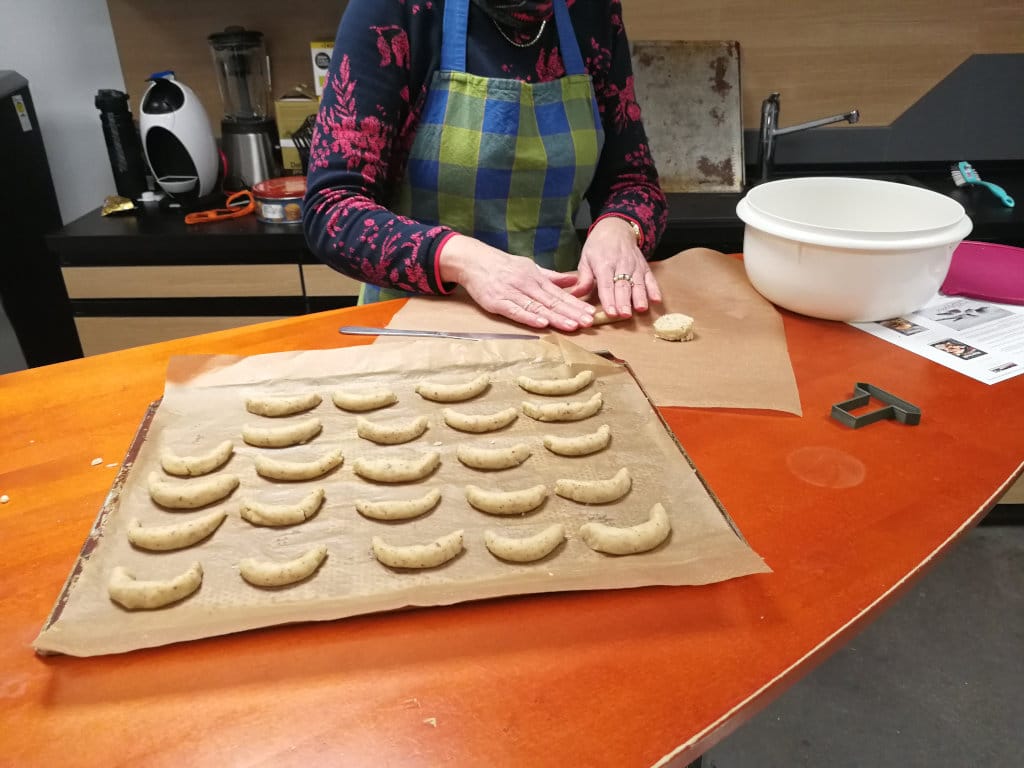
[735,177,973,322]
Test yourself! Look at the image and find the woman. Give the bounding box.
[303,0,667,332]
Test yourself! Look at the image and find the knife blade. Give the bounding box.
[338,325,540,341]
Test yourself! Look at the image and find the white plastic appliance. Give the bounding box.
[139,72,219,200]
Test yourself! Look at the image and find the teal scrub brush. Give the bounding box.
[951,161,1015,207]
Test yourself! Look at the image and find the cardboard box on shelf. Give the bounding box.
[275,96,320,174]
[310,41,334,96]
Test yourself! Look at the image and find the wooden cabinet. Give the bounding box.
[59,261,362,355]
[48,209,361,355]
[1002,478,1024,505]
[62,264,304,299]
[62,264,307,356]
[301,264,362,297]
[72,316,291,356]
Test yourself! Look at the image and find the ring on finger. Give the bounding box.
[524,299,540,314]
[612,273,634,284]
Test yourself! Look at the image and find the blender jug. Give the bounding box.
[209,26,281,189]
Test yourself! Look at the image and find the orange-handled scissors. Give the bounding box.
[184,189,255,224]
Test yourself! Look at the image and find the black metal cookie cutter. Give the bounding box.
[830,382,922,429]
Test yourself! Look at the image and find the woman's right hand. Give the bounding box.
[438,235,596,332]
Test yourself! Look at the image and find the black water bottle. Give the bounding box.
[95,89,148,201]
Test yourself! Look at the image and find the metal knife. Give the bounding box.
[339,325,540,341]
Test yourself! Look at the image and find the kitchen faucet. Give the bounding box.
[757,92,860,182]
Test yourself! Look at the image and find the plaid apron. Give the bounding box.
[361,0,605,303]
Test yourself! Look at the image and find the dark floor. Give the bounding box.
[703,524,1024,768]
[2,309,1021,767]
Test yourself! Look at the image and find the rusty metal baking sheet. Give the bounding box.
[630,40,744,192]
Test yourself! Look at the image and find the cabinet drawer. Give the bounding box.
[62,265,303,299]
[1001,475,1024,504]
[75,316,289,356]
[301,264,361,297]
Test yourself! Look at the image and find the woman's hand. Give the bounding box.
[438,236,595,331]
[573,217,662,317]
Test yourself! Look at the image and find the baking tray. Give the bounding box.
[35,339,769,657]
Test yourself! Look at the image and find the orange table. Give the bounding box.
[2,300,1021,767]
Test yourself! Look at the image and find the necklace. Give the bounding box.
[491,16,547,47]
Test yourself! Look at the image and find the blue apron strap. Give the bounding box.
[551,0,586,76]
[441,0,470,73]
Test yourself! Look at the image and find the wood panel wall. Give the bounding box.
[106,0,345,134]
[108,0,1024,134]
[623,0,1024,129]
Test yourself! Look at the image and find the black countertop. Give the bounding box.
[659,162,1024,255]
[49,162,1024,266]
[48,205,312,265]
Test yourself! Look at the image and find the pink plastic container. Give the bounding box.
[941,240,1024,305]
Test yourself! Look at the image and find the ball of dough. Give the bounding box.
[591,308,628,326]
[653,313,695,342]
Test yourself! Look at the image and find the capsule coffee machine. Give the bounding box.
[209,26,281,190]
[139,72,220,202]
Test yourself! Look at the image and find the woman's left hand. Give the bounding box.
[571,217,662,317]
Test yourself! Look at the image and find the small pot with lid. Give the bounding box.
[252,176,305,224]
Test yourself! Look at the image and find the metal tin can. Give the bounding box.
[252,176,306,224]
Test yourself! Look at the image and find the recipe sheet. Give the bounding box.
[851,295,1024,384]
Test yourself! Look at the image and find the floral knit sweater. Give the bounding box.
[302,0,667,295]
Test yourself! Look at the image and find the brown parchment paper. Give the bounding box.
[387,248,803,414]
[35,337,769,657]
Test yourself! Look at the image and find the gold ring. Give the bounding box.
[613,273,633,284]
[524,300,540,313]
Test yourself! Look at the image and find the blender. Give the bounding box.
[208,26,281,190]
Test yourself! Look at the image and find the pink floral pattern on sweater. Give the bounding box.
[303,0,667,294]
